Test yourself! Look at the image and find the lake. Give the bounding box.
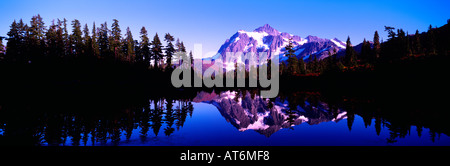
[0,89,449,146]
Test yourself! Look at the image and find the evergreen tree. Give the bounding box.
[20,20,29,61]
[307,54,321,73]
[6,20,21,62]
[91,22,100,57]
[384,26,396,40]
[27,14,46,62]
[120,37,128,61]
[45,20,58,58]
[134,40,140,62]
[397,29,406,40]
[180,41,186,52]
[189,50,194,65]
[345,36,357,67]
[361,39,367,61]
[360,38,371,63]
[406,31,412,57]
[427,25,436,55]
[55,20,64,58]
[413,30,421,54]
[175,38,182,52]
[397,29,410,58]
[175,40,187,66]
[164,33,175,69]
[139,26,150,66]
[28,15,46,42]
[98,22,110,58]
[62,18,71,57]
[372,30,380,62]
[70,19,83,57]
[151,33,163,69]
[82,23,93,58]
[110,19,122,59]
[285,39,299,76]
[298,56,306,74]
[174,38,182,65]
[312,55,319,73]
[123,27,135,62]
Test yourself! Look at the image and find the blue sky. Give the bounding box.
[1,0,449,58]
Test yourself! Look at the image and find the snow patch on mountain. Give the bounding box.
[238,30,270,49]
[331,38,346,49]
[212,24,347,65]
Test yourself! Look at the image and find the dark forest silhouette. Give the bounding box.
[1,15,449,92]
[278,19,450,102]
[0,99,194,146]
[0,15,192,98]
[280,19,450,77]
[0,15,186,69]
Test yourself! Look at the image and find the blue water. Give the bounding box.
[2,90,446,146]
[52,102,449,146]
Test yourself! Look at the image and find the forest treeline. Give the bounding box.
[0,15,199,96]
[0,14,192,69]
[0,15,450,93]
[280,19,450,77]
[279,19,450,96]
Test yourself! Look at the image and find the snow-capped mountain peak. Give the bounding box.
[214,24,347,64]
[253,24,280,35]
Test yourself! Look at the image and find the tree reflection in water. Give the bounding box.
[0,90,448,146]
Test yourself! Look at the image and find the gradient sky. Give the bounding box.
[1,0,449,58]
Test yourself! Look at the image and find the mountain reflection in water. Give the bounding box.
[0,90,449,146]
[193,91,347,137]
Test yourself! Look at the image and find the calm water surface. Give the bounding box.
[0,90,449,146]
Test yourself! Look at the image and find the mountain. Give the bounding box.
[193,90,347,137]
[210,24,346,65]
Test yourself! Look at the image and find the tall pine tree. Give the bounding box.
[6,20,21,62]
[82,23,93,58]
[175,39,187,66]
[413,30,421,55]
[345,36,357,67]
[27,14,46,62]
[285,39,299,76]
[98,22,110,58]
[164,33,175,69]
[55,19,64,58]
[372,30,380,62]
[189,50,194,65]
[151,33,163,69]
[298,56,306,74]
[427,25,436,55]
[110,19,122,59]
[360,38,371,63]
[70,19,83,57]
[45,20,58,58]
[62,18,71,57]
[384,26,396,41]
[91,22,100,57]
[123,27,135,62]
[139,26,150,66]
